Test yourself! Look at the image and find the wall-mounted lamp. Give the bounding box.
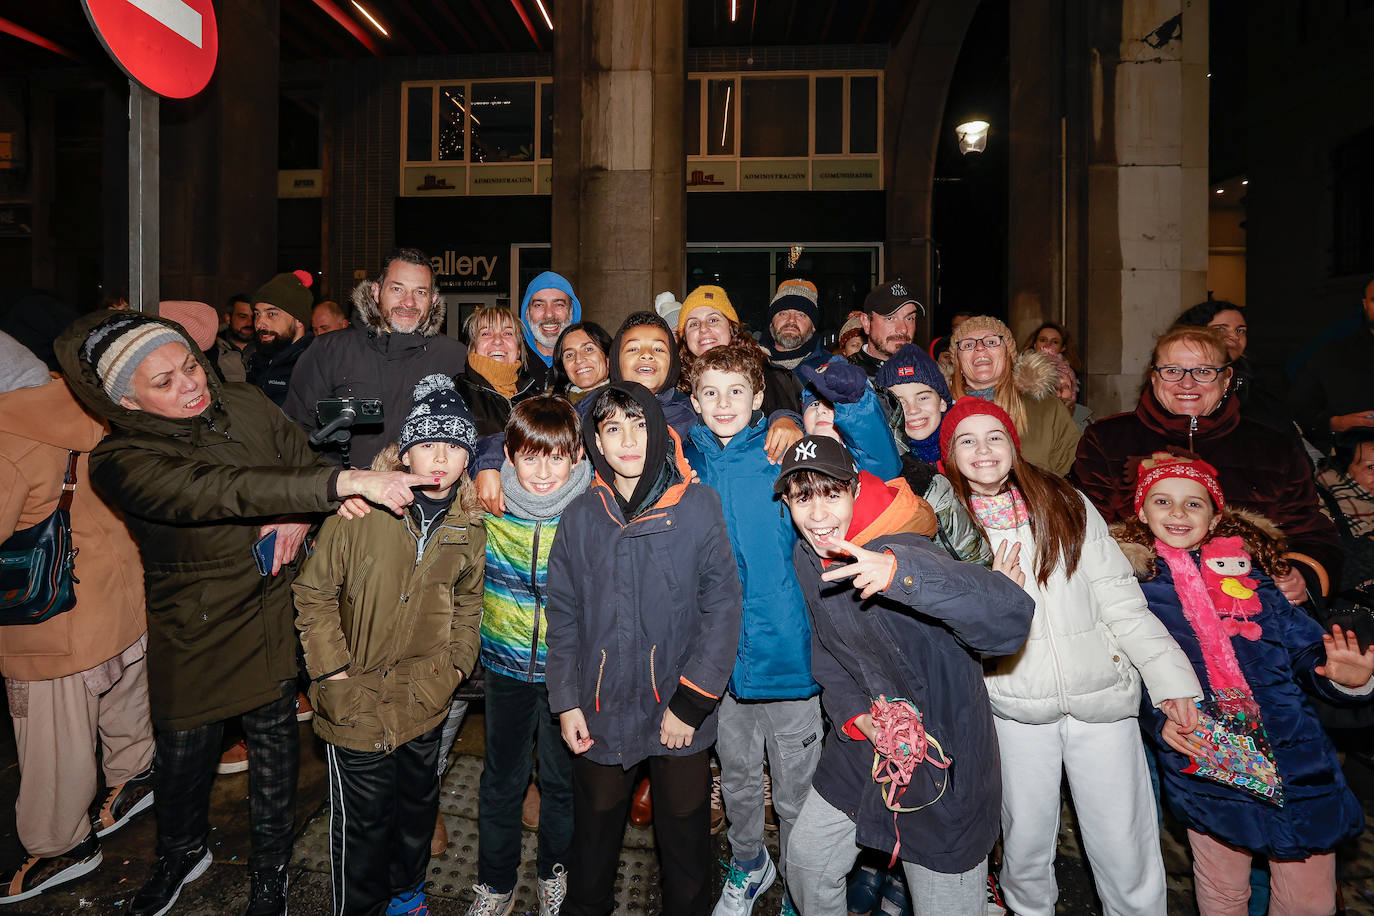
[955,120,990,155]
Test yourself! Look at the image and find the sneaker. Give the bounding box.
[294,692,314,722]
[387,886,429,915]
[91,766,156,837]
[430,809,448,858]
[985,872,1007,916]
[217,739,249,775]
[711,853,775,916]
[244,865,287,916]
[762,767,777,832]
[537,864,567,916]
[709,763,726,835]
[464,883,514,916]
[521,782,541,831]
[781,893,798,916]
[130,845,213,916]
[877,871,912,916]
[629,776,652,828]
[846,864,885,916]
[0,832,101,904]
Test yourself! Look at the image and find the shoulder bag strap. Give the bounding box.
[57,451,78,512]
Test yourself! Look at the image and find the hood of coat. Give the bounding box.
[0,377,106,452]
[519,271,583,366]
[54,309,230,440]
[1012,349,1060,401]
[350,279,447,338]
[847,472,937,547]
[584,381,693,521]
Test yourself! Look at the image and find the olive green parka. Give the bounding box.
[55,311,339,730]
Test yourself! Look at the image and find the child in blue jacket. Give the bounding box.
[681,344,822,915]
[544,381,743,916]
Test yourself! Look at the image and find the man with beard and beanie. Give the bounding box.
[849,280,923,378]
[520,271,583,390]
[544,380,742,916]
[761,279,831,378]
[53,311,436,916]
[283,247,468,469]
[1290,275,1374,454]
[246,270,315,407]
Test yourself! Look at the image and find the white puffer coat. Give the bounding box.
[982,491,1201,724]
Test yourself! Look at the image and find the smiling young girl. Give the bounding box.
[1113,453,1374,916]
[940,397,1201,916]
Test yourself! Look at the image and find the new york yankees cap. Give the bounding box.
[862,279,925,318]
[773,434,860,493]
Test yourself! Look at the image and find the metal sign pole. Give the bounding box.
[128,78,158,313]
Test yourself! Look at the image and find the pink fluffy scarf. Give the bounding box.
[1156,541,1254,697]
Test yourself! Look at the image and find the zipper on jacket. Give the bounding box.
[1188,415,1198,452]
[528,520,543,679]
[594,648,607,712]
[649,644,660,704]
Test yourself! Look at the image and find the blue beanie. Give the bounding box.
[874,343,951,404]
[520,271,583,367]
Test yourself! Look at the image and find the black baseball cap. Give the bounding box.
[863,279,925,318]
[773,435,860,493]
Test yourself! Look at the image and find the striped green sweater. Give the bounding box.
[479,512,560,682]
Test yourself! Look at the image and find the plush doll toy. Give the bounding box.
[1201,536,1264,640]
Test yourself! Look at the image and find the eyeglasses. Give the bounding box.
[955,335,1005,352]
[1151,365,1227,383]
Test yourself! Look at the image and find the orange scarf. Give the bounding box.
[469,352,520,399]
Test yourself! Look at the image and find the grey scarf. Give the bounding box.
[499,458,593,521]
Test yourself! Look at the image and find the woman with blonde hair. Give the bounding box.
[948,315,1081,475]
[454,304,544,436]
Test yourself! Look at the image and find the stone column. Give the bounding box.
[552,0,685,331]
[1081,0,1209,414]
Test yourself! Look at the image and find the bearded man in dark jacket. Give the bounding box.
[283,248,467,468]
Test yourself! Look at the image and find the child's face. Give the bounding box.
[617,326,673,393]
[1350,442,1374,493]
[594,408,648,484]
[401,441,468,499]
[950,414,1015,495]
[691,368,762,444]
[888,381,946,442]
[510,447,578,497]
[1137,478,1219,550]
[784,480,857,559]
[803,400,839,440]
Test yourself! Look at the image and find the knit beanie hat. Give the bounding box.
[768,279,820,326]
[82,314,190,403]
[655,291,683,332]
[949,315,1016,358]
[875,343,952,404]
[0,331,51,393]
[1133,452,1225,514]
[252,270,315,324]
[939,396,1021,464]
[397,374,478,459]
[678,285,739,335]
[158,301,219,352]
[836,314,865,350]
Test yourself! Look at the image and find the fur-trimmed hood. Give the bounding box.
[350,279,447,338]
[1110,506,1288,580]
[938,345,1060,401]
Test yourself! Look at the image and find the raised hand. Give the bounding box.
[764,418,804,465]
[992,540,1026,587]
[819,536,898,599]
[1315,624,1374,688]
[337,469,436,515]
[476,468,505,515]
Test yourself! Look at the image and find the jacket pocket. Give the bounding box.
[312,676,362,728]
[407,649,458,719]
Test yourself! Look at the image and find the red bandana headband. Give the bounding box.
[1133,452,1225,514]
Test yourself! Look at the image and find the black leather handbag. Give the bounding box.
[0,451,80,625]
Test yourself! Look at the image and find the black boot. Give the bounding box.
[130,845,212,916]
[244,865,288,916]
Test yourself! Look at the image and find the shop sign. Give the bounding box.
[278,169,322,198]
[430,248,505,292]
[405,166,465,197]
[469,164,536,196]
[739,160,809,191]
[686,160,737,191]
[813,159,881,191]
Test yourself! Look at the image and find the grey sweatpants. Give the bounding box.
[716,693,822,894]
[785,787,987,916]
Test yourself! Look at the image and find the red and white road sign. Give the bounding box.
[82,0,218,99]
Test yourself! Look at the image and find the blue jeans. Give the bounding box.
[477,671,574,891]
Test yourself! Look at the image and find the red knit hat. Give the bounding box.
[1133,452,1225,514]
[939,396,1021,464]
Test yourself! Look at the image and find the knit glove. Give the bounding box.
[798,357,868,405]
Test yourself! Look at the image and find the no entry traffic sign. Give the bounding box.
[82,0,219,99]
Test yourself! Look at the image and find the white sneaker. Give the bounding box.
[711,852,776,916]
[464,883,514,916]
[537,864,567,916]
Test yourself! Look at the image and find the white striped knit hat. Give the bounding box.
[82,315,188,403]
